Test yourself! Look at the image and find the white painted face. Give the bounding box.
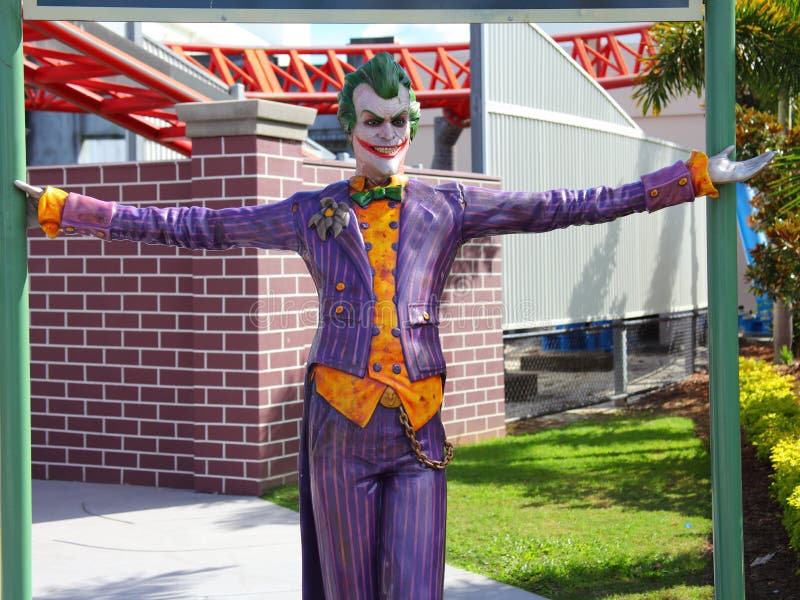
[351,83,412,183]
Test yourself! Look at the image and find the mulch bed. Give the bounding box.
[509,339,800,598]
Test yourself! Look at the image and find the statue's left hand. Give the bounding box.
[708,145,775,184]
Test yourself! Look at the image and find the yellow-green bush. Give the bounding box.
[739,358,799,432]
[752,413,800,460]
[772,438,800,550]
[739,357,800,553]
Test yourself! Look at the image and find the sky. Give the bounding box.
[308,22,621,45]
[306,22,622,46]
[135,20,636,49]
[308,23,471,45]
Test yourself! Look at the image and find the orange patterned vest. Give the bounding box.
[313,175,443,431]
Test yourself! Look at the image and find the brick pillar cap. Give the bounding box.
[176,99,317,142]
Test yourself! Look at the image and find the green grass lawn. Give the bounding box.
[263,413,713,600]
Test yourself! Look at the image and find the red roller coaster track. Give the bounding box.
[166,42,472,128]
[550,24,657,90]
[23,19,210,155]
[22,21,656,156]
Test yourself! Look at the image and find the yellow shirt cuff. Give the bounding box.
[685,151,719,199]
[38,186,68,239]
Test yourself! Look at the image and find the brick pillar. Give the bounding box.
[176,100,317,494]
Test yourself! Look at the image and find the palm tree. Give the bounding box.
[770,149,800,208]
[633,0,800,362]
[773,0,800,20]
[769,0,800,203]
[633,0,800,116]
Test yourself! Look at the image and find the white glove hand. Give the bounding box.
[14,180,44,229]
[707,145,775,184]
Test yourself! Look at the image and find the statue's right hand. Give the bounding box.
[14,180,44,198]
[14,180,43,229]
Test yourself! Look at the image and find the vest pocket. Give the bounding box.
[406,301,440,328]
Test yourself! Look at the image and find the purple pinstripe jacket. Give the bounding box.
[61,161,695,381]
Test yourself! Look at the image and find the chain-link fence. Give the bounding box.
[504,310,708,420]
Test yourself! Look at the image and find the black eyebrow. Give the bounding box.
[361,110,384,120]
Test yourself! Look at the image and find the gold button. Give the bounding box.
[335,282,345,291]
[335,306,344,314]
[292,203,298,213]
[64,226,75,233]
[422,311,430,321]
[649,189,659,198]
[678,177,688,186]
[96,231,105,238]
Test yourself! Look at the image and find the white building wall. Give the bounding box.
[610,89,708,155]
[479,23,708,329]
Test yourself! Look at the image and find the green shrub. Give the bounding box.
[771,438,800,550]
[786,485,800,551]
[782,344,796,366]
[772,438,800,508]
[752,413,800,460]
[739,358,799,437]
[739,358,800,554]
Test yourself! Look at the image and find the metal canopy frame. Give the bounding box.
[2,2,743,598]
[24,0,702,24]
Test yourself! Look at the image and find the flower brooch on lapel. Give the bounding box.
[308,197,350,241]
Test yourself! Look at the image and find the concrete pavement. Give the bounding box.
[33,479,548,599]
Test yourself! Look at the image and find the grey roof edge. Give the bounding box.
[80,22,230,101]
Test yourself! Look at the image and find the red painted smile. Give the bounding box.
[355,136,409,158]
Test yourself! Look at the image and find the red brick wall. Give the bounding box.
[27,133,504,495]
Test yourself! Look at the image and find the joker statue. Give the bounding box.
[16,52,771,600]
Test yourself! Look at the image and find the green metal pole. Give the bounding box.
[705,1,745,598]
[0,0,32,598]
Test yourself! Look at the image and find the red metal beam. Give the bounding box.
[166,41,473,125]
[22,19,212,156]
[26,21,211,105]
[551,23,656,89]
[23,59,192,155]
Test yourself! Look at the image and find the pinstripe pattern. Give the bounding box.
[307,383,446,599]
[110,198,302,252]
[460,160,695,241]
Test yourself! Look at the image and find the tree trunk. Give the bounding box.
[773,96,793,363]
[773,300,794,363]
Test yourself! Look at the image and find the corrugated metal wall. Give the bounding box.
[480,23,708,329]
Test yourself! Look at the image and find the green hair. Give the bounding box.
[337,52,421,140]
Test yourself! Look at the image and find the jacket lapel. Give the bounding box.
[395,179,437,293]
[321,178,438,295]
[328,186,373,292]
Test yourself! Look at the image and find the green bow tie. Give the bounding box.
[350,185,403,208]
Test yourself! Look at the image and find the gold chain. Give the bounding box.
[397,405,454,470]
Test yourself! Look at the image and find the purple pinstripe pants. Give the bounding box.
[302,383,447,599]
